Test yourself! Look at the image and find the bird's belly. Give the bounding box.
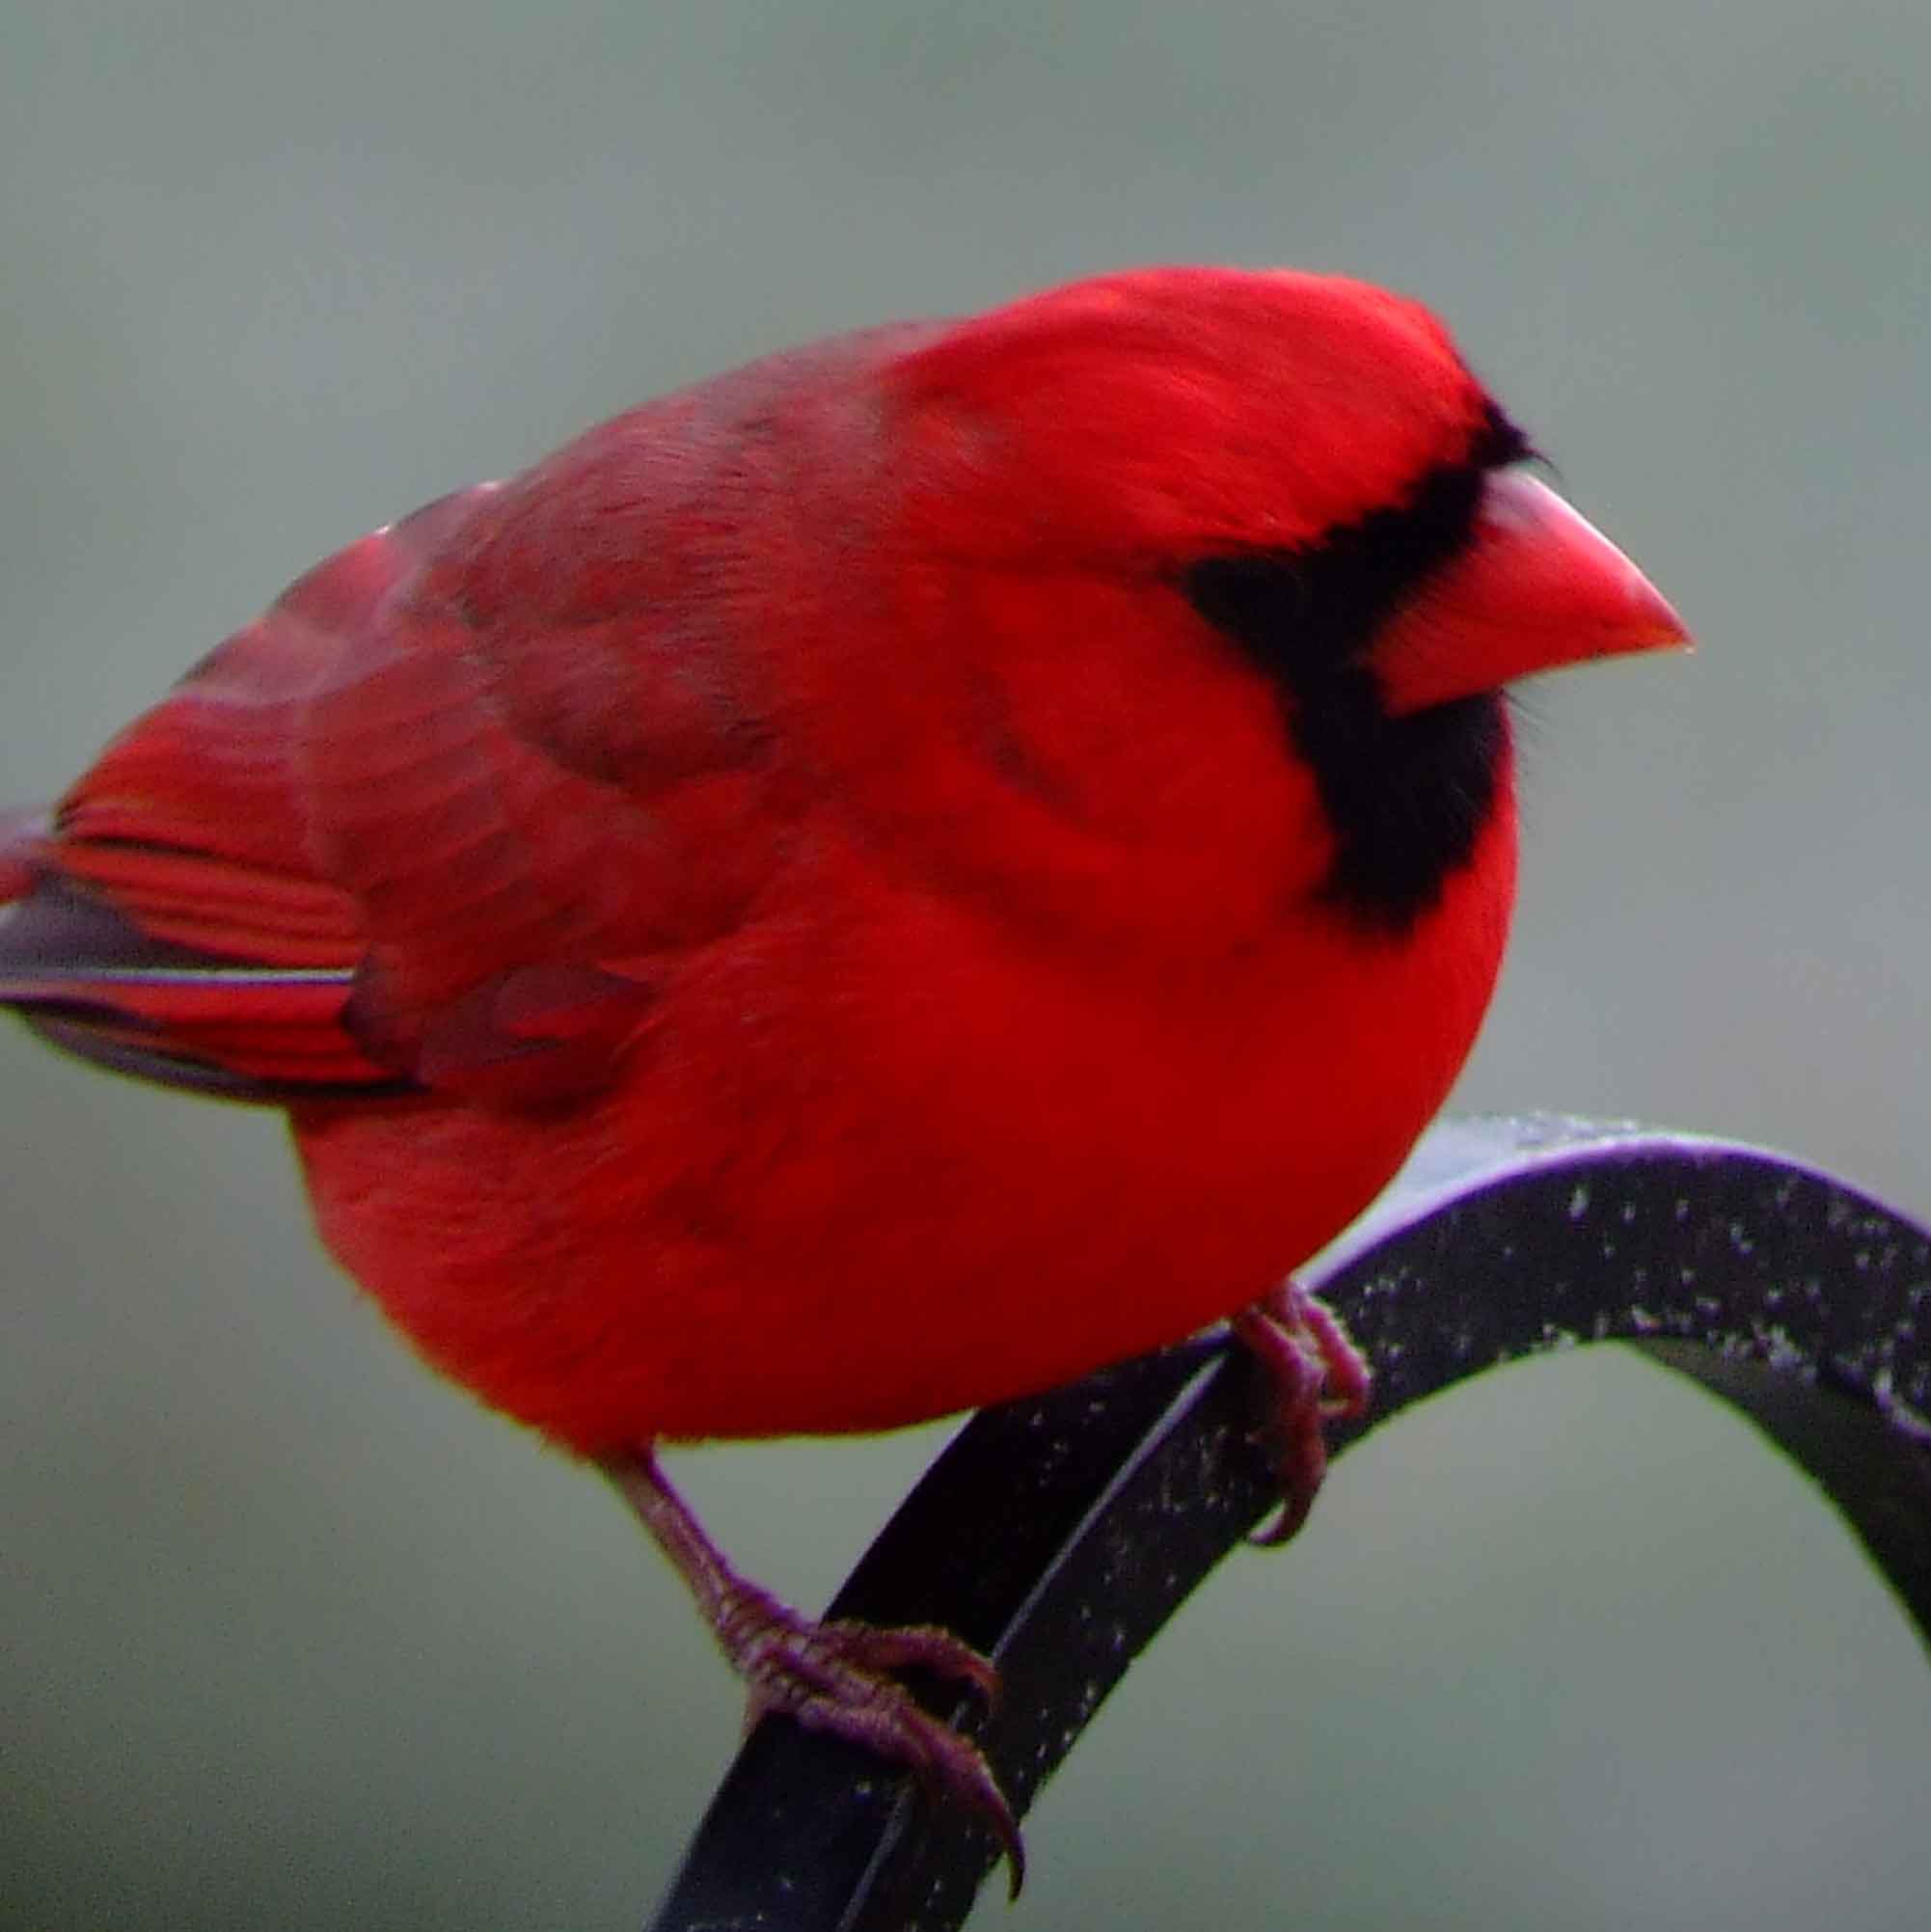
[292,858,1507,1453]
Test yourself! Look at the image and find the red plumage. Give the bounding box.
[0,266,1684,1866]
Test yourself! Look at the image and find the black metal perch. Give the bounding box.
[645,1115,1931,1932]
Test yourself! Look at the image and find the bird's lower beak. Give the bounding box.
[1373,470,1690,716]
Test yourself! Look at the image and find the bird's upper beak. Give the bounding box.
[1372,471,1690,717]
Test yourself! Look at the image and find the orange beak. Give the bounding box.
[1373,471,1690,716]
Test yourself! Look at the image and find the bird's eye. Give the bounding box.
[1183,398,1534,683]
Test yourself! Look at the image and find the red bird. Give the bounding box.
[0,266,1684,1883]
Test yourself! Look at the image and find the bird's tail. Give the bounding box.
[0,806,390,1102]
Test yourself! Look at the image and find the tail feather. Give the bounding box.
[0,855,400,1102]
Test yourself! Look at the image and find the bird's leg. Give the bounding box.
[602,1447,1025,1894]
[1230,1279,1373,1547]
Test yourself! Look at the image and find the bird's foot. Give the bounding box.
[725,1585,1022,1890]
[604,1449,1024,1894]
[1231,1278,1372,1546]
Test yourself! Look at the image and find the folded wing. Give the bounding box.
[1,463,779,1107]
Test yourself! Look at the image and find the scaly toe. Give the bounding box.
[738,1602,1023,1895]
[815,1616,1004,1707]
[1232,1279,1373,1546]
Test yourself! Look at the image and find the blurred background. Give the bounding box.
[4,3,1928,1927]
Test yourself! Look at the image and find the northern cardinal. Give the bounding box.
[0,266,1684,1886]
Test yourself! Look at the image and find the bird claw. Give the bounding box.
[733,1592,1025,1895]
[1231,1279,1372,1546]
[605,1450,1026,1893]
[805,1615,1005,1709]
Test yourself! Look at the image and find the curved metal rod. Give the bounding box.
[645,1116,1931,1932]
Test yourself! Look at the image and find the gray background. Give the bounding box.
[3,4,1927,1927]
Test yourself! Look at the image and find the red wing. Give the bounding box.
[0,874,380,1097]
[2,473,778,1106]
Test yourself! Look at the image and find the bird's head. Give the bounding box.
[888,264,1686,718]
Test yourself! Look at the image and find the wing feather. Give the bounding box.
[3,455,782,1105]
